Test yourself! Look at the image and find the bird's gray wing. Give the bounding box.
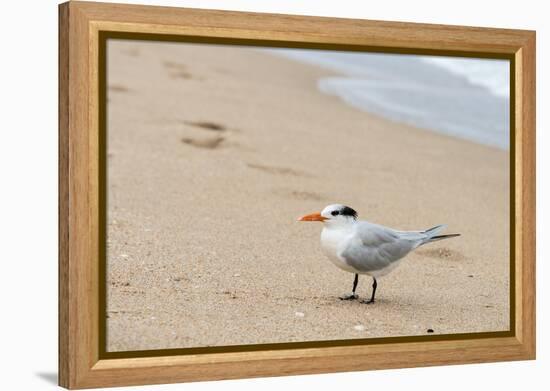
[340,222,417,273]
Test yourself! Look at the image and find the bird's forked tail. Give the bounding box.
[421,224,460,245]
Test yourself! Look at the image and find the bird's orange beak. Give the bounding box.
[298,212,327,222]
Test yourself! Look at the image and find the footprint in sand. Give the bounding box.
[183,121,227,132]
[274,189,325,201]
[246,163,312,178]
[121,47,140,57]
[170,70,194,80]
[163,60,186,70]
[163,61,198,80]
[108,84,130,93]
[180,120,231,150]
[417,247,466,262]
[288,190,324,201]
[181,136,225,149]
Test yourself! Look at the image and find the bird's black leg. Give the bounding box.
[340,274,359,300]
[362,277,377,304]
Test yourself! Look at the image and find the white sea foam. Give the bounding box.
[267,49,510,150]
[423,57,509,98]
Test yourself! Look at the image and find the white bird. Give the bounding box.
[298,204,460,304]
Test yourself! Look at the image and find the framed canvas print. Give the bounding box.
[58,1,536,389]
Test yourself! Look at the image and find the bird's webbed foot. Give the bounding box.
[360,298,375,305]
[339,293,358,300]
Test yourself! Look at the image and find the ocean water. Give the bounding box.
[269,49,510,150]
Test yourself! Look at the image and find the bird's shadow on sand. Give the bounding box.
[35,372,57,385]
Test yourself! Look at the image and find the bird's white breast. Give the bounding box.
[320,226,357,273]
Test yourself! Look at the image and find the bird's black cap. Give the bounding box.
[340,206,358,219]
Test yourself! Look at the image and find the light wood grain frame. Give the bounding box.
[59,1,536,389]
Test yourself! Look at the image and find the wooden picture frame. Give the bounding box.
[59,1,536,389]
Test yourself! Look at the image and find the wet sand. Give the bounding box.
[106,40,510,352]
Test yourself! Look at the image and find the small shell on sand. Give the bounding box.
[295,312,305,318]
[354,325,366,331]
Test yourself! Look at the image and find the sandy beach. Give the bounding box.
[106,40,510,352]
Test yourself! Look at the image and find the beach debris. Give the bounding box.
[222,290,238,299]
[354,325,366,331]
[120,253,129,258]
[427,329,434,333]
[233,273,241,277]
[294,312,305,318]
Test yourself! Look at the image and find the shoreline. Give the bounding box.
[267,48,510,150]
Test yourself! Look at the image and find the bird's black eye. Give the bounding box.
[331,210,339,216]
